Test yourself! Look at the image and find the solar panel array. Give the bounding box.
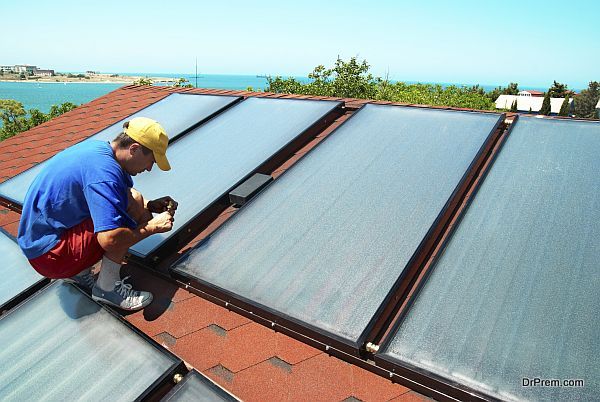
[0,281,182,400]
[0,230,44,311]
[130,97,341,258]
[0,93,240,205]
[376,118,600,401]
[172,104,502,350]
[3,87,598,401]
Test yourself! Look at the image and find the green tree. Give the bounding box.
[539,92,552,115]
[381,82,494,110]
[173,78,193,88]
[510,99,518,112]
[0,100,28,140]
[573,81,600,119]
[548,80,569,98]
[0,100,78,141]
[267,56,379,99]
[49,102,77,118]
[487,82,519,102]
[558,95,570,116]
[266,57,494,110]
[28,108,49,127]
[133,77,153,86]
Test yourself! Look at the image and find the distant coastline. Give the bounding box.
[0,73,177,85]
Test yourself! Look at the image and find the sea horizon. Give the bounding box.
[0,73,580,117]
[101,72,559,93]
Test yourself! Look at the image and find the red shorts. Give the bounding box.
[28,218,105,279]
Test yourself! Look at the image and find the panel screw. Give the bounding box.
[365,342,380,353]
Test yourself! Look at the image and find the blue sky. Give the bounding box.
[2,0,598,89]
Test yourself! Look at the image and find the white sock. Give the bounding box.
[96,256,122,291]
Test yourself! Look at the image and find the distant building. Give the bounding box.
[34,69,55,76]
[517,90,544,97]
[496,94,572,115]
[14,64,37,74]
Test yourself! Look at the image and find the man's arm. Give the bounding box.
[97,211,174,263]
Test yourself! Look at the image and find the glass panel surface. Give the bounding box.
[162,371,236,402]
[130,97,341,257]
[0,230,43,309]
[0,93,239,204]
[379,118,600,401]
[0,281,177,401]
[173,104,501,345]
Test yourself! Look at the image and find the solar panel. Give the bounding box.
[129,97,342,259]
[161,371,237,401]
[376,118,600,401]
[0,229,45,311]
[171,104,502,352]
[0,281,183,400]
[0,93,240,205]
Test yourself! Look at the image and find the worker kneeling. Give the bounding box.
[18,117,178,311]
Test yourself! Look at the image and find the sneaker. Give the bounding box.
[91,276,153,311]
[64,270,96,293]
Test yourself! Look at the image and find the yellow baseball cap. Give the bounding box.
[125,117,171,171]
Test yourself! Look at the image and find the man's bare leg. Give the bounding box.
[93,188,154,310]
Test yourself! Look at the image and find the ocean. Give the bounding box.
[0,73,553,115]
[0,74,275,114]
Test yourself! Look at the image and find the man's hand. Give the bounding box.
[148,211,175,234]
[147,196,178,216]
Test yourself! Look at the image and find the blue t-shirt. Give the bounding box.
[18,140,137,259]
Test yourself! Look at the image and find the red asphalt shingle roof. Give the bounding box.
[0,85,431,401]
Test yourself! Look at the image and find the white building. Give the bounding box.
[517,90,544,97]
[34,69,55,76]
[496,94,572,115]
[13,65,37,74]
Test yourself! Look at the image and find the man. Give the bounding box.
[18,117,178,311]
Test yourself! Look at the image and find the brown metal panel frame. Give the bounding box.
[373,116,519,402]
[160,370,238,401]
[170,105,507,358]
[0,280,188,401]
[364,111,508,347]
